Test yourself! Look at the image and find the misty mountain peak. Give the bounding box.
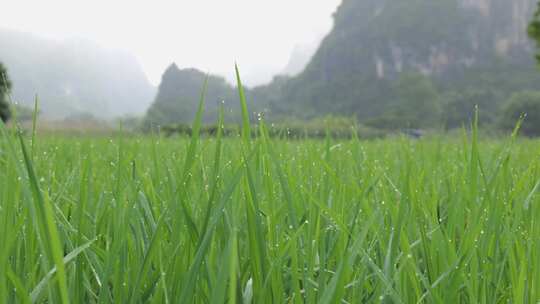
[0,29,155,119]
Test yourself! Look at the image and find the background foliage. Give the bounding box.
[0,62,12,123]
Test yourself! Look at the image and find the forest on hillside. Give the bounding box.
[143,0,540,135]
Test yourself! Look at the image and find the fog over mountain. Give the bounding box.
[145,0,540,129]
[3,0,341,88]
[281,36,324,77]
[4,0,540,128]
[0,29,155,119]
[255,0,540,122]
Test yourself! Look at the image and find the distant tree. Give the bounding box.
[442,89,503,129]
[529,2,540,63]
[0,62,12,123]
[393,72,441,129]
[501,91,540,136]
[365,73,441,130]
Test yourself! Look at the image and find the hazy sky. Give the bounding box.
[3,0,341,86]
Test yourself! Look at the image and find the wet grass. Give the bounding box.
[1,71,539,303]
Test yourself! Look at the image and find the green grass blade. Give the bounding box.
[235,64,251,143]
[30,239,95,302]
[30,95,39,158]
[6,268,31,304]
[177,149,255,302]
[18,133,70,304]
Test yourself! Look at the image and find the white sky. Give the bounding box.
[2,0,342,86]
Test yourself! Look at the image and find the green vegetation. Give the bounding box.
[247,0,540,127]
[501,91,540,136]
[142,0,540,133]
[529,0,540,62]
[160,116,384,139]
[2,69,540,301]
[2,4,540,299]
[144,65,240,129]
[0,62,11,123]
[365,72,441,130]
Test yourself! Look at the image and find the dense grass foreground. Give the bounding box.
[1,70,540,303]
[1,128,540,303]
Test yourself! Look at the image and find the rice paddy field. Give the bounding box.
[1,84,540,303]
[1,123,539,303]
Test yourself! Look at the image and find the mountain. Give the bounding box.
[255,0,540,124]
[281,36,323,76]
[145,0,540,128]
[0,29,155,119]
[144,64,244,128]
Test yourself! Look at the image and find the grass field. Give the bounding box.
[1,76,540,303]
[2,124,540,303]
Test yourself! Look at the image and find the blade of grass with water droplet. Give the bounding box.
[235,64,251,144]
[178,146,257,302]
[18,133,69,304]
[6,267,31,304]
[30,239,95,302]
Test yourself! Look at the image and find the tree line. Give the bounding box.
[0,62,11,123]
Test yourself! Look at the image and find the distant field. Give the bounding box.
[1,124,539,303]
